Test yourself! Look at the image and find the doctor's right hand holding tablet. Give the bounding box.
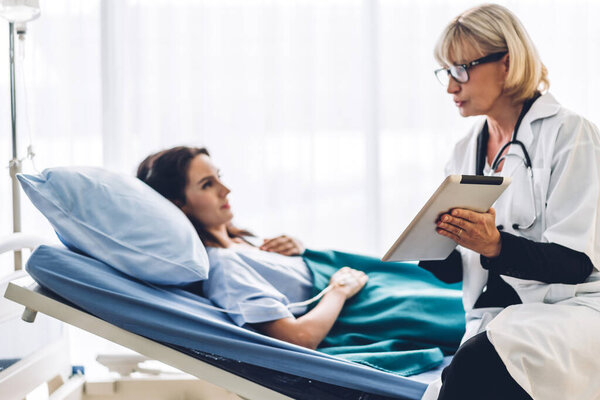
[419,4,600,400]
[436,207,502,258]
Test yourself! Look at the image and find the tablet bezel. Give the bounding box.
[381,174,511,262]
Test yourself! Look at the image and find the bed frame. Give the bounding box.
[0,234,85,400]
[4,276,292,400]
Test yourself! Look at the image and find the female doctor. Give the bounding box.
[419,4,600,400]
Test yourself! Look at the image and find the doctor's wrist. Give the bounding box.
[480,231,515,271]
[481,235,502,259]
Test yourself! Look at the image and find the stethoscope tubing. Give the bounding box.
[489,148,537,231]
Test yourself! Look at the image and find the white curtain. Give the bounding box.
[1,0,599,377]
[100,0,600,255]
[1,0,599,258]
[0,0,102,275]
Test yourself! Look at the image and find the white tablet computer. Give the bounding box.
[382,175,511,262]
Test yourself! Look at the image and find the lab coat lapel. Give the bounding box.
[518,93,561,149]
[501,93,561,175]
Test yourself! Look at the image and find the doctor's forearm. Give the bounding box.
[418,250,463,283]
[480,232,594,284]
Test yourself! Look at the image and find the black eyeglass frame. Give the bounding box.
[434,51,508,86]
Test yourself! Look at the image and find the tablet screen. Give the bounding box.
[382,175,511,262]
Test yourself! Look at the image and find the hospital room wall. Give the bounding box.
[0,0,599,274]
[92,0,600,257]
[0,0,103,276]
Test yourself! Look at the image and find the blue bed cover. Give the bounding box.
[26,245,434,400]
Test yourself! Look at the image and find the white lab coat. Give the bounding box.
[422,93,600,400]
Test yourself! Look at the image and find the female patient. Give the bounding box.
[138,145,464,376]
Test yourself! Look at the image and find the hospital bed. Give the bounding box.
[0,234,85,400]
[0,234,247,400]
[2,243,448,400]
[3,166,458,400]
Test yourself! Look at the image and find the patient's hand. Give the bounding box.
[329,267,368,299]
[260,235,305,256]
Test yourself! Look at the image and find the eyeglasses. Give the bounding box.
[434,51,507,86]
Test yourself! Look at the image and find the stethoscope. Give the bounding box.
[490,139,536,231]
[477,93,540,231]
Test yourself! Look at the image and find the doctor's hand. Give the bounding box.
[260,235,305,256]
[329,267,368,299]
[436,207,502,258]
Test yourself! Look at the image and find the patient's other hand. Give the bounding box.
[260,235,305,256]
[329,267,368,299]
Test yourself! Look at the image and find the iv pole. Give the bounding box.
[8,21,23,269]
[1,1,41,270]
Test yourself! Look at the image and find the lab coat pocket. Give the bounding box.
[507,167,550,238]
[505,167,537,232]
[501,275,578,304]
[500,275,549,303]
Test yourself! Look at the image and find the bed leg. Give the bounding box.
[22,307,38,322]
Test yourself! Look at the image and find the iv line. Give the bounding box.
[148,283,335,316]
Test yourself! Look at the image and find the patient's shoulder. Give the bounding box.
[206,246,253,274]
[207,246,240,261]
[203,247,275,295]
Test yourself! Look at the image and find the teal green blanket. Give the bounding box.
[302,249,465,376]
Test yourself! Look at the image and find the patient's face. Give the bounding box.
[180,154,233,229]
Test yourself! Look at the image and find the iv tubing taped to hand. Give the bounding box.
[148,283,335,315]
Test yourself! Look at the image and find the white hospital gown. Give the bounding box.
[203,246,313,326]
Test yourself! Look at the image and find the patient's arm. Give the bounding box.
[254,267,367,350]
[255,289,346,350]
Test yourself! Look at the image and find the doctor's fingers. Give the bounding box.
[439,214,474,230]
[437,213,474,237]
[455,208,499,238]
[450,208,497,224]
[447,209,476,224]
[436,223,465,238]
[435,225,465,243]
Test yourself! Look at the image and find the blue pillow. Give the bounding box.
[18,167,208,285]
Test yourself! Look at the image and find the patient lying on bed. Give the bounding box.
[137,146,465,375]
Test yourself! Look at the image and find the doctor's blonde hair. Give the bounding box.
[434,3,549,103]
